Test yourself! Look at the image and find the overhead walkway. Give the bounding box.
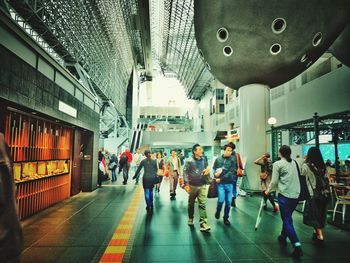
[21,174,350,263]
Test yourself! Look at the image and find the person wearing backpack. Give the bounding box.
[265,145,303,259]
[301,147,329,246]
[109,153,118,182]
[119,149,133,185]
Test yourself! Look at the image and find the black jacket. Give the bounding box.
[135,158,158,189]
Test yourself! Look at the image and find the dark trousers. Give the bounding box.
[278,194,300,246]
[264,192,276,207]
[122,163,130,183]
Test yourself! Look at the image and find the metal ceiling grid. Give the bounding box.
[150,0,213,99]
[8,0,143,114]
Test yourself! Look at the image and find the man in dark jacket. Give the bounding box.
[134,150,158,212]
[183,144,211,232]
[0,133,23,262]
[213,143,237,225]
[119,149,133,185]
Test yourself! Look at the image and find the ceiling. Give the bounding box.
[6,0,213,115]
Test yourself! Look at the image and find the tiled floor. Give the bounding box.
[21,174,350,263]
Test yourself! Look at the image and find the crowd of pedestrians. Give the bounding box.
[96,142,331,260]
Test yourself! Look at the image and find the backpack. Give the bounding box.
[308,164,330,202]
[119,155,128,167]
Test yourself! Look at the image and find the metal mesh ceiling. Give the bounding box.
[8,0,213,107]
[150,0,213,99]
[8,0,144,115]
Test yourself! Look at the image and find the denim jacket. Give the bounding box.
[183,155,209,186]
[213,154,237,183]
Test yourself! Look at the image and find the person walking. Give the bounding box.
[254,153,278,212]
[183,144,211,232]
[134,150,158,212]
[231,143,243,207]
[97,149,105,187]
[301,147,328,246]
[155,152,165,193]
[120,149,133,185]
[0,133,23,263]
[104,148,112,179]
[109,153,118,182]
[265,145,303,259]
[133,148,143,184]
[167,149,182,200]
[213,143,236,226]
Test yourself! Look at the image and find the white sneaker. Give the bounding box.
[200,222,211,232]
[188,218,194,226]
[238,189,247,196]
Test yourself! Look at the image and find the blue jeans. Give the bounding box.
[144,188,154,209]
[278,194,300,246]
[111,169,117,181]
[232,178,237,198]
[217,183,233,219]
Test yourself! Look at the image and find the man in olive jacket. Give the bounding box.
[0,133,23,262]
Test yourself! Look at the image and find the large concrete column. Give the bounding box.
[239,84,270,191]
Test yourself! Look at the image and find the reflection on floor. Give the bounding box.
[21,174,350,263]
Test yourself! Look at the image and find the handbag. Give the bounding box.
[108,162,117,170]
[153,176,159,184]
[308,164,330,202]
[236,153,244,177]
[207,180,218,198]
[295,160,310,201]
[259,171,268,180]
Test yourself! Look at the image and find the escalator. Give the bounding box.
[130,123,147,152]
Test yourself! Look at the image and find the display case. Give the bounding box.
[4,108,73,219]
[14,160,70,183]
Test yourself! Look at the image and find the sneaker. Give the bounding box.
[231,198,236,207]
[291,246,303,259]
[277,235,287,246]
[200,222,211,232]
[188,218,194,226]
[215,211,220,219]
[223,219,230,226]
[273,204,279,213]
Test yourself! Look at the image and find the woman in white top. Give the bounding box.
[265,145,303,259]
[301,147,328,246]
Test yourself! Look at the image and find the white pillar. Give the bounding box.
[239,84,270,191]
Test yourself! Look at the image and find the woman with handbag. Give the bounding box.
[155,152,164,192]
[265,145,303,259]
[254,153,278,212]
[134,150,159,212]
[301,147,329,246]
